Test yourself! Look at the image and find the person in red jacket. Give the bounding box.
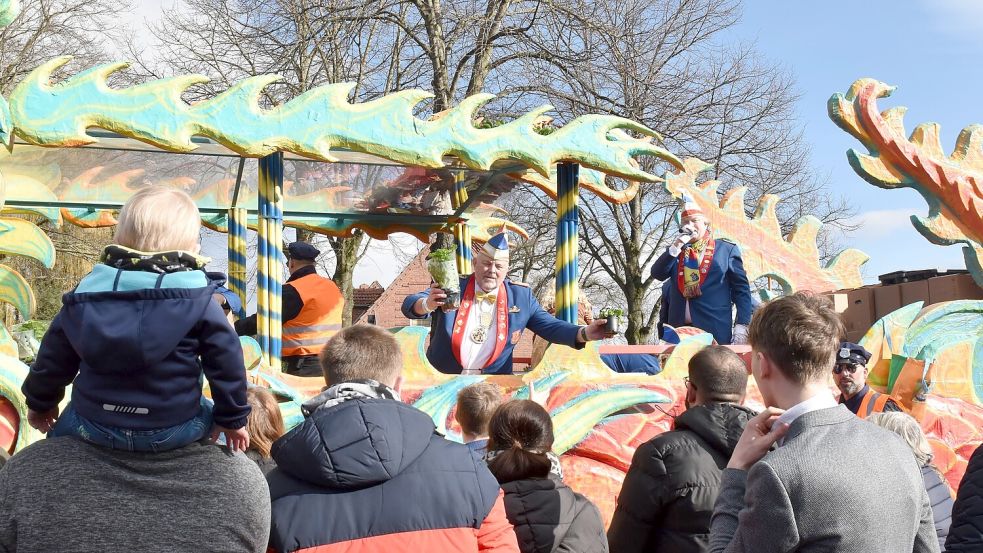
[266,324,520,553]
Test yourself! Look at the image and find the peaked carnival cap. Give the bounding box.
[679,192,705,220]
[481,226,510,260]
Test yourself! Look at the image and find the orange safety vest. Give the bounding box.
[857,389,893,419]
[282,273,343,357]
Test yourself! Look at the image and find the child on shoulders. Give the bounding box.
[22,185,250,452]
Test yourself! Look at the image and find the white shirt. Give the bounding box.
[775,392,838,446]
[459,284,500,374]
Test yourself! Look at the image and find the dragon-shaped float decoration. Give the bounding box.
[665,157,868,293]
[829,78,983,286]
[825,78,983,495]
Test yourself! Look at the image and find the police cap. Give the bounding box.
[285,241,320,261]
[836,341,871,366]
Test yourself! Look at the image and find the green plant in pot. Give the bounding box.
[426,248,461,311]
[598,307,625,334]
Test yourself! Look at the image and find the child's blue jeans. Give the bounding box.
[50,399,213,453]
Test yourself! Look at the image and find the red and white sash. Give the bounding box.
[451,277,509,370]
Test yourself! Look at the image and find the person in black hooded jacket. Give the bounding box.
[947,443,983,552]
[485,399,608,553]
[608,345,754,553]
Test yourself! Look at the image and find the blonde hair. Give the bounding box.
[867,412,933,466]
[246,387,286,459]
[456,381,504,437]
[114,186,201,252]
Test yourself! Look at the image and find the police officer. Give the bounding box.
[834,341,902,418]
[235,241,343,376]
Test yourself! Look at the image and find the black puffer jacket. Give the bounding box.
[922,464,953,551]
[607,402,755,553]
[501,477,608,553]
[947,443,983,552]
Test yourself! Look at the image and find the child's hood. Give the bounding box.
[59,265,220,368]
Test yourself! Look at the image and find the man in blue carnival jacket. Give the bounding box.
[402,231,612,375]
[651,194,753,345]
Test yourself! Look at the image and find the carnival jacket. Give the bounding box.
[502,477,608,553]
[607,402,755,553]
[22,265,249,430]
[267,397,520,553]
[401,276,582,374]
[651,239,753,344]
[946,443,983,552]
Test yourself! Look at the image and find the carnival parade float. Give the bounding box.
[0,0,979,527]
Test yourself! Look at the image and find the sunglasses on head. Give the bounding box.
[833,364,861,375]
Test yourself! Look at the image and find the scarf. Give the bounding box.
[103,244,209,274]
[484,449,564,480]
[301,379,401,416]
[677,235,715,299]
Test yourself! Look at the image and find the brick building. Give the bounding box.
[356,247,535,369]
[351,281,384,323]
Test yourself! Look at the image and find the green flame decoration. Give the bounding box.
[9,57,682,182]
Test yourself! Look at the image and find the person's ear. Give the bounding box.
[394,375,403,394]
[757,352,773,380]
[685,381,697,406]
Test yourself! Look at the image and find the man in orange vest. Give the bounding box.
[235,241,343,376]
[834,341,902,418]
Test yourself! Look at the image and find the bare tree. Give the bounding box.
[500,0,854,344]
[0,0,129,94]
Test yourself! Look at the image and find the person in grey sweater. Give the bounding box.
[0,437,270,553]
[709,292,938,553]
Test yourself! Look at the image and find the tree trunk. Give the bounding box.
[329,231,366,326]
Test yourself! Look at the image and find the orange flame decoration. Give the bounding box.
[829,78,983,286]
[665,157,868,292]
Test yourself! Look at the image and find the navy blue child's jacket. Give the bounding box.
[22,265,250,430]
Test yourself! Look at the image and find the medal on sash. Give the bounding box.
[452,277,509,369]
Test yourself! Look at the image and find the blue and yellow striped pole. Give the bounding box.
[258,153,284,372]
[452,172,473,275]
[226,207,248,319]
[554,162,580,324]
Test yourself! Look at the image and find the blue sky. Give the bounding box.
[729,0,982,282]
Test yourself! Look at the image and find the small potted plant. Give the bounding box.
[426,247,461,311]
[598,307,625,335]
